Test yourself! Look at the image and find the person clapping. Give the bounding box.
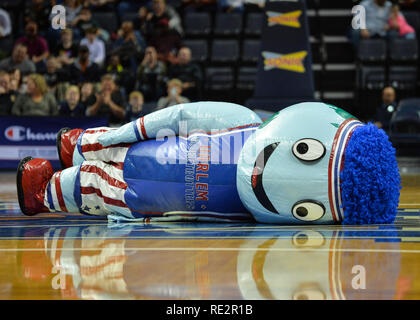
[157,78,190,110]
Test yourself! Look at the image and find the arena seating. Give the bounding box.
[390,98,420,147]
[0,0,419,120]
[214,13,243,36]
[184,12,212,37]
[306,0,419,118]
[183,39,208,62]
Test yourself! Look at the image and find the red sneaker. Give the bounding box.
[16,157,53,216]
[57,127,84,169]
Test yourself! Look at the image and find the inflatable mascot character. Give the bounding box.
[16,102,400,224]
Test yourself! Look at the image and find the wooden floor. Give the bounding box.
[0,169,419,300]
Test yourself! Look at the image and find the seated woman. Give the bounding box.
[11,73,58,116]
[387,4,416,39]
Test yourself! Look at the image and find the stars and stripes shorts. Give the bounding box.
[44,127,134,218]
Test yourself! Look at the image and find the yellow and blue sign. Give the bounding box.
[249,0,314,110]
[262,50,307,73]
[267,10,302,28]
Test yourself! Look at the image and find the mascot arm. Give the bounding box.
[98,102,262,146]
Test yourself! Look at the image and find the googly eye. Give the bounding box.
[292,200,325,222]
[292,230,326,248]
[292,138,326,162]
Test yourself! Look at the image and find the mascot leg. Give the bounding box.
[57,127,84,169]
[17,157,133,218]
[57,127,129,168]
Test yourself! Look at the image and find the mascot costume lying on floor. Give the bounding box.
[16,102,401,224]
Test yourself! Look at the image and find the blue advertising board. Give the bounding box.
[247,0,316,111]
[0,116,108,169]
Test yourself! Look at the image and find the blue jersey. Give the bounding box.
[123,124,258,218]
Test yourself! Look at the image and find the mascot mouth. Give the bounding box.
[251,142,280,213]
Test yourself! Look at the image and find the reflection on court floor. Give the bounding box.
[0,199,420,300]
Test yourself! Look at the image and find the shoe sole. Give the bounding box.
[16,156,34,216]
[56,127,70,170]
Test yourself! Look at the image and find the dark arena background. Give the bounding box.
[0,0,420,303]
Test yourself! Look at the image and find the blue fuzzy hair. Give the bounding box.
[340,123,401,224]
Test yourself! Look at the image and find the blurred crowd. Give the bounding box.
[350,0,417,47]
[348,0,419,132]
[1,0,418,128]
[0,0,265,126]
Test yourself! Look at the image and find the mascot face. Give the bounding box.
[236,229,401,300]
[237,102,363,224]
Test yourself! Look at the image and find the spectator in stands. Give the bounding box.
[218,0,245,12]
[15,21,50,67]
[9,69,22,93]
[63,0,83,26]
[11,73,58,116]
[112,21,146,73]
[80,82,95,105]
[0,8,12,39]
[133,6,149,36]
[106,53,124,83]
[182,0,218,13]
[148,18,183,63]
[67,45,102,85]
[125,91,146,122]
[59,85,86,117]
[387,4,416,39]
[0,44,36,76]
[42,56,64,91]
[85,0,117,12]
[86,74,126,125]
[157,78,190,109]
[24,0,51,34]
[80,27,106,66]
[106,53,133,94]
[72,7,108,41]
[350,0,393,47]
[54,29,79,67]
[117,0,149,20]
[0,71,17,116]
[168,47,203,101]
[136,46,166,101]
[147,0,183,36]
[373,86,397,132]
[244,0,265,12]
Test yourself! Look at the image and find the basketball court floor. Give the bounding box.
[0,158,419,300]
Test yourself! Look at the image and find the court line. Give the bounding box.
[0,247,419,253]
[0,226,415,232]
[0,235,411,240]
[401,237,420,241]
[0,223,412,230]
[0,223,108,228]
